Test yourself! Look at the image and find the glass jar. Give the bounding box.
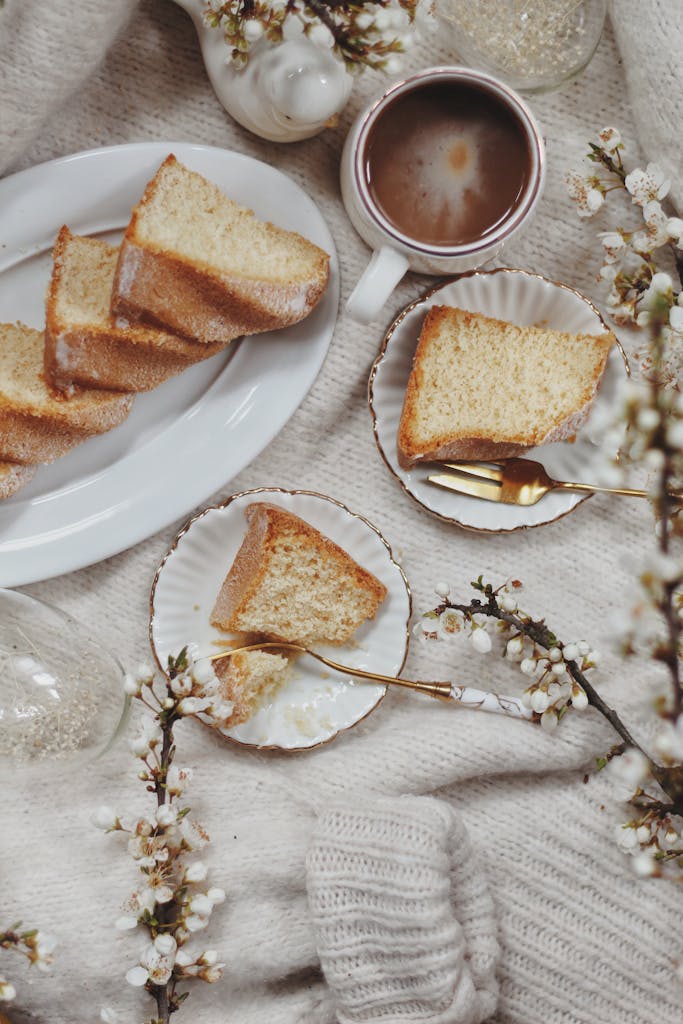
[438,0,609,94]
[0,589,129,768]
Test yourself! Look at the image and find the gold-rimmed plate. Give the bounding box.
[368,268,629,533]
[149,488,411,751]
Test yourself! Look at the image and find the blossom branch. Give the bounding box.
[204,0,418,71]
[95,651,234,1024]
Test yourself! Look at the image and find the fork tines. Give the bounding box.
[428,462,505,502]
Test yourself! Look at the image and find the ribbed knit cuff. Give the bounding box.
[306,796,499,1024]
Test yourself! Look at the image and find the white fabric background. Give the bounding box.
[1,1,682,1022]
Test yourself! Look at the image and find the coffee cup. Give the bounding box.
[340,67,546,324]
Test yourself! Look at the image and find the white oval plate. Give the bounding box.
[369,268,628,532]
[149,488,411,751]
[0,142,339,586]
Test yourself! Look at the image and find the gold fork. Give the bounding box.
[208,642,533,720]
[428,458,683,506]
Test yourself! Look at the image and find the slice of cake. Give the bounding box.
[45,228,227,392]
[111,155,330,344]
[0,323,133,463]
[397,305,615,468]
[213,649,291,727]
[0,461,36,499]
[211,503,387,647]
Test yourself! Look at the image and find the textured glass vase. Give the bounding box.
[439,0,608,93]
[0,589,128,768]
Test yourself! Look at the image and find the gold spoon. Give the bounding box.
[208,642,533,721]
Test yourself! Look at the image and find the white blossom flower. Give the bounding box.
[598,126,621,152]
[548,647,562,663]
[666,216,683,243]
[115,916,139,931]
[567,171,604,216]
[355,10,374,30]
[185,914,209,933]
[383,54,403,75]
[93,805,119,831]
[125,965,149,987]
[156,804,178,828]
[185,862,208,883]
[520,658,536,677]
[166,765,192,796]
[177,696,213,716]
[171,673,193,697]
[242,18,264,41]
[0,980,16,1001]
[563,643,579,662]
[669,306,683,332]
[506,636,524,660]
[308,21,334,46]
[599,231,626,263]
[435,608,462,640]
[540,709,558,732]
[147,881,174,905]
[153,933,177,958]
[175,949,195,968]
[192,660,218,687]
[199,963,224,983]
[207,887,226,905]
[571,687,588,710]
[531,689,549,714]
[136,662,155,685]
[189,894,214,917]
[180,817,209,850]
[615,823,639,850]
[434,581,451,599]
[470,627,492,654]
[123,672,142,696]
[625,163,670,206]
[609,748,650,789]
[140,943,175,985]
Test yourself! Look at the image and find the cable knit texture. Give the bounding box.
[1,2,683,1023]
[307,798,498,1024]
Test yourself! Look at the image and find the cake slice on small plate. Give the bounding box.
[211,502,388,647]
[397,304,615,468]
[210,502,388,725]
[213,648,291,728]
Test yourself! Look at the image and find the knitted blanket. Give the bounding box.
[1,2,682,1023]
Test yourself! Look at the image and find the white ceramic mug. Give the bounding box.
[340,67,546,323]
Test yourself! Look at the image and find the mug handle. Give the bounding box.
[346,246,410,324]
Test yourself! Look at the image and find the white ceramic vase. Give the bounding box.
[173,0,354,142]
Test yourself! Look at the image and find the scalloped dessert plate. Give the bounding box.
[369,268,628,532]
[149,488,411,751]
[0,142,339,586]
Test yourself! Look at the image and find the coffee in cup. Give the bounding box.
[340,68,545,323]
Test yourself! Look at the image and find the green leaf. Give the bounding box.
[596,756,608,771]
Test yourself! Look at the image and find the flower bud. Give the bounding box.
[470,628,492,654]
[93,806,119,831]
[123,673,142,696]
[540,708,558,733]
[185,862,208,883]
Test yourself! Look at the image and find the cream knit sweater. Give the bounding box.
[1,2,682,1023]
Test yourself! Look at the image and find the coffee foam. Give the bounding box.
[373,118,487,242]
